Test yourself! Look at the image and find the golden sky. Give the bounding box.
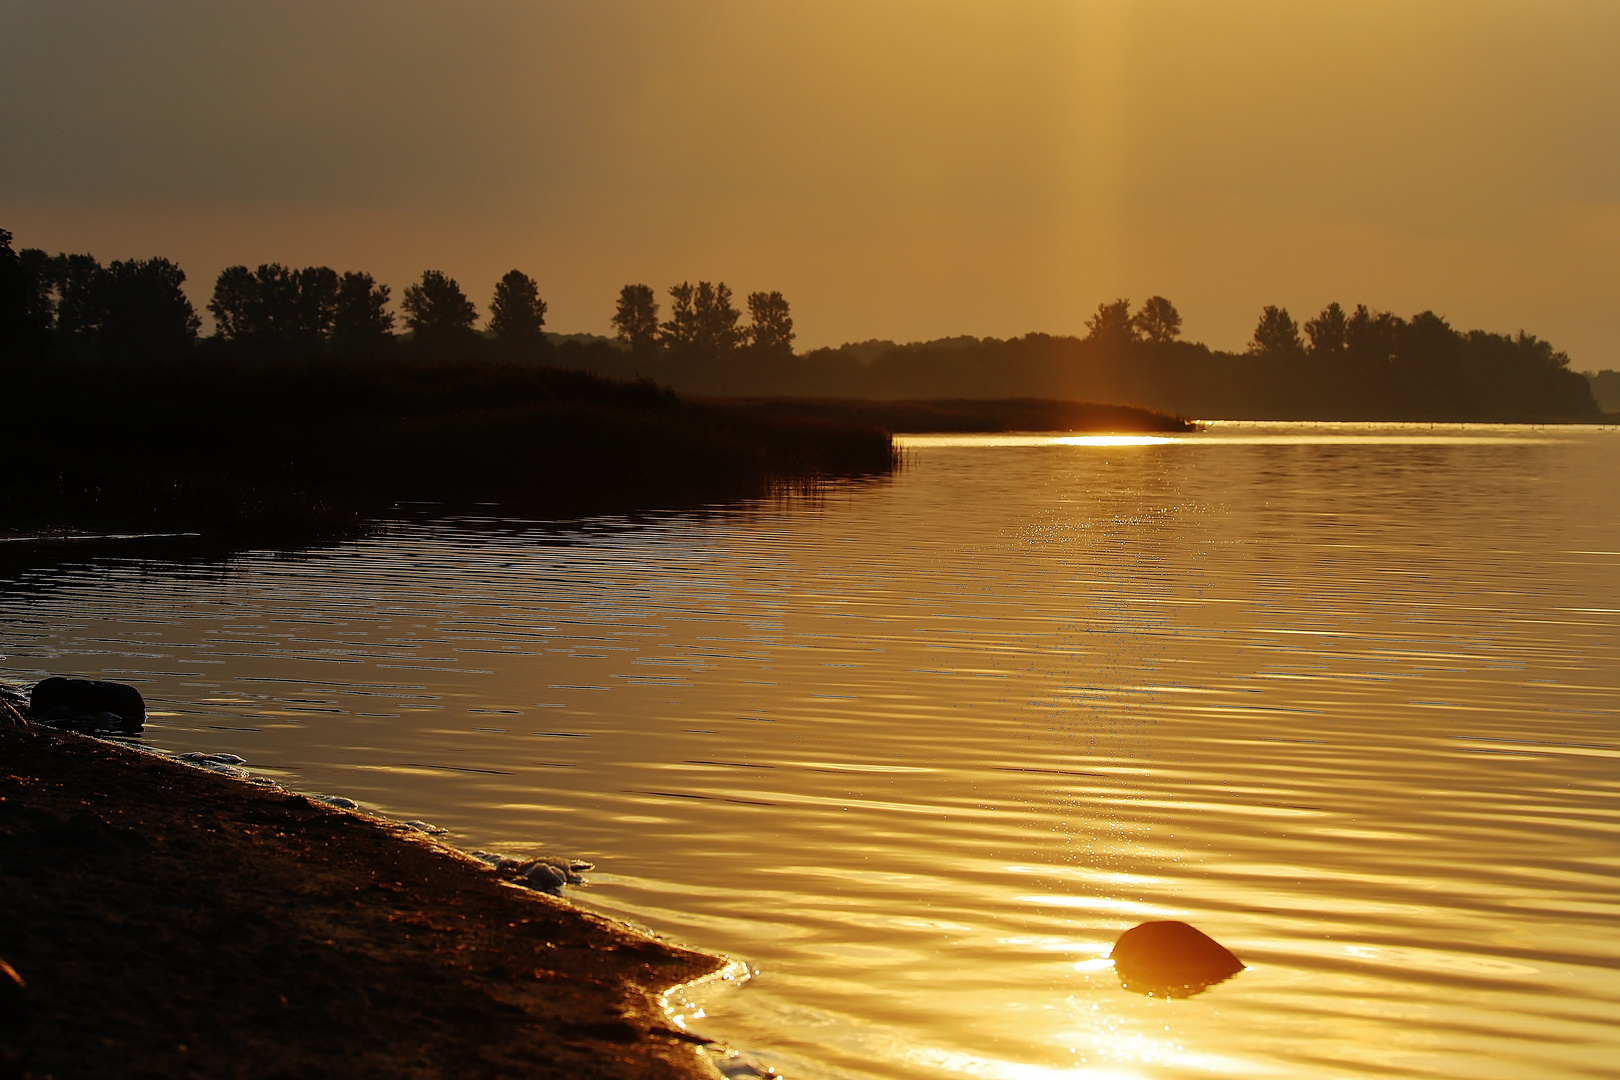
[3,1,1616,361]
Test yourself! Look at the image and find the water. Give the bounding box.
[4,422,1619,1079]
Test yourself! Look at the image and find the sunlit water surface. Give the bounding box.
[4,422,1619,1079]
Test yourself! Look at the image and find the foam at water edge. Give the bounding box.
[661,961,785,1078]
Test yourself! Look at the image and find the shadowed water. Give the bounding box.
[3,422,1619,1078]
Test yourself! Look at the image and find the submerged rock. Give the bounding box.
[29,678,145,734]
[1110,920,1245,998]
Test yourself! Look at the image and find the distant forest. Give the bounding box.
[1,228,1606,422]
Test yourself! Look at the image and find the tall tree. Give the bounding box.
[1510,329,1571,369]
[402,270,478,357]
[292,266,340,350]
[1132,296,1181,344]
[207,265,259,342]
[208,263,336,356]
[660,280,744,359]
[1085,298,1137,346]
[1250,305,1303,357]
[488,270,548,358]
[331,272,394,358]
[1345,305,1403,364]
[0,229,51,361]
[94,257,200,360]
[247,263,300,344]
[41,253,103,356]
[1398,310,1460,368]
[746,291,794,357]
[1304,302,1348,356]
[611,284,659,355]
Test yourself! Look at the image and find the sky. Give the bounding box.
[2,0,1617,362]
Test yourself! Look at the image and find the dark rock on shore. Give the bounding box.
[1110,920,1245,997]
[470,851,595,895]
[29,677,145,733]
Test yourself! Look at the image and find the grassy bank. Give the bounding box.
[0,715,723,1079]
[2,359,898,537]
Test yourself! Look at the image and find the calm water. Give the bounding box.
[4,422,1620,1079]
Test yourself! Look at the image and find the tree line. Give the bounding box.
[1078,293,1575,378]
[0,226,1600,421]
[0,228,795,365]
[610,282,794,360]
[758,296,1593,421]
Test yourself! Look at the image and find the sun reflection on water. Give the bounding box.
[8,423,1619,1079]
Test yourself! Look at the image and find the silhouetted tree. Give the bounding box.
[612,284,659,355]
[16,247,58,355]
[208,263,339,356]
[488,270,548,358]
[1345,305,1402,364]
[1250,305,1303,357]
[1085,298,1137,345]
[661,281,744,359]
[294,266,339,349]
[402,270,478,357]
[1132,296,1181,344]
[1509,329,1571,369]
[91,257,200,360]
[0,229,51,361]
[331,272,394,358]
[1398,310,1461,370]
[1304,302,1348,357]
[39,253,102,356]
[746,291,794,357]
[208,266,258,342]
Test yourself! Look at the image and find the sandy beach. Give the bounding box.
[0,714,725,1079]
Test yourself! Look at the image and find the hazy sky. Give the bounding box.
[3,1,1617,360]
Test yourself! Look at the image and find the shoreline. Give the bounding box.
[0,715,733,1079]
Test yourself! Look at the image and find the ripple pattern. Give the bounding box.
[2,423,1618,1079]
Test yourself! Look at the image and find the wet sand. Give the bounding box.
[0,716,724,1079]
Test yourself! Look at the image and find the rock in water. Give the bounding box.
[1110,920,1244,997]
[29,677,146,734]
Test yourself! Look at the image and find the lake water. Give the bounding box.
[4,422,1619,1079]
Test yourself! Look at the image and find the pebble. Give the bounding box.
[402,820,448,836]
[177,753,247,766]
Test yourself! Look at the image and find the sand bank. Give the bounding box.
[0,717,727,1079]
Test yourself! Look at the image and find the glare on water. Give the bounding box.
[3,422,1618,1079]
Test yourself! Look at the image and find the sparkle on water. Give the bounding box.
[3,422,1618,1079]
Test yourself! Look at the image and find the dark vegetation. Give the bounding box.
[0,224,1602,539]
[1585,369,1620,414]
[0,229,899,537]
[0,358,897,537]
[583,296,1601,422]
